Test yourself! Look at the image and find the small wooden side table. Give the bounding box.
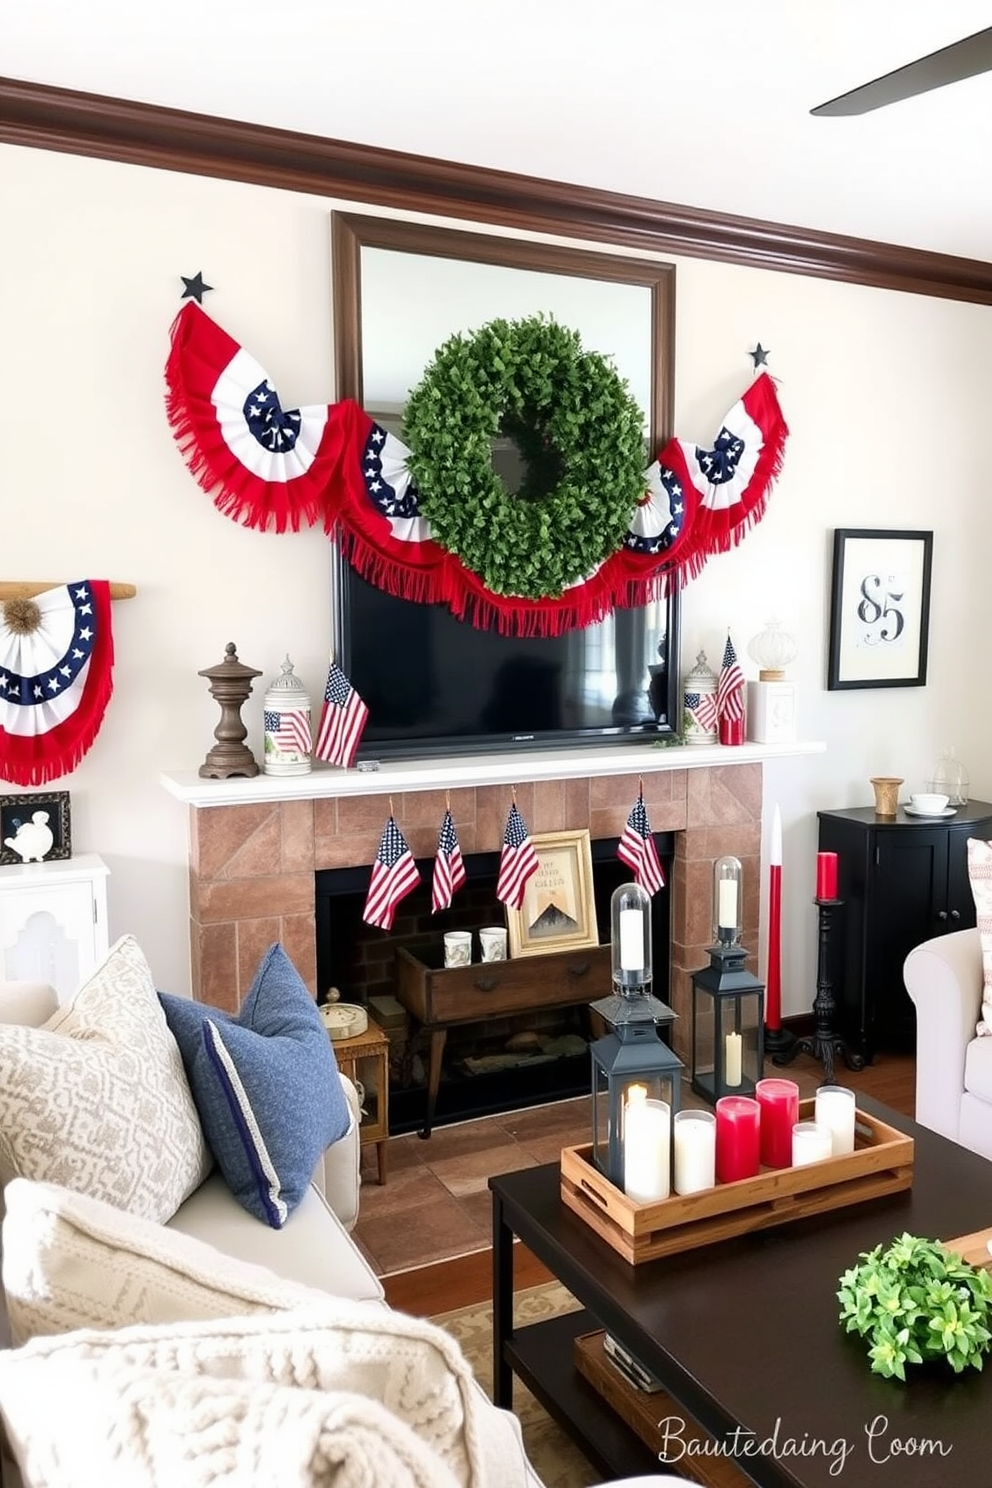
[332,1018,390,1185]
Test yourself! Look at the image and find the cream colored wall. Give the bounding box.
[2,141,990,1010]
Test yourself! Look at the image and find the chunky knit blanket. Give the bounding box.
[0,1303,532,1488]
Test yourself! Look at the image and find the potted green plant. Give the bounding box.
[838,1232,992,1380]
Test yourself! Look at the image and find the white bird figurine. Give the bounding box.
[3,810,54,863]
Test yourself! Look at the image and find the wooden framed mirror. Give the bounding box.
[331,212,675,447]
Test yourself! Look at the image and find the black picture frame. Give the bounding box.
[827,528,933,691]
[0,791,72,866]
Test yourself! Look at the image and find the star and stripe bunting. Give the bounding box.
[165,304,789,637]
[312,661,368,770]
[263,708,311,757]
[496,802,540,911]
[0,581,115,786]
[363,816,421,931]
[431,808,467,914]
[617,794,666,898]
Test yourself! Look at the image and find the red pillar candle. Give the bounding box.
[816,851,838,901]
[755,1077,800,1168]
[714,1095,761,1183]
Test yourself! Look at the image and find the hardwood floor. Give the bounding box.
[382,1050,916,1316]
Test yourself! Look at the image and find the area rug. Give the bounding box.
[431,1281,601,1488]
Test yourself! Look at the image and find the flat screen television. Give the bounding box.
[332,549,680,761]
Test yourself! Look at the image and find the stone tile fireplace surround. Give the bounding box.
[161,746,815,1061]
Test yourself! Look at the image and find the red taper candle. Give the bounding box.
[816,851,838,901]
[766,805,783,1031]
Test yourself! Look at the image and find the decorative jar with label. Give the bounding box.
[263,656,312,776]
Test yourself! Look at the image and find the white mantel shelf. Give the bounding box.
[161,740,825,807]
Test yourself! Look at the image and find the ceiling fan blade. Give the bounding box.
[812,26,992,116]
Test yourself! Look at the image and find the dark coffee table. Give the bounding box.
[490,1097,992,1488]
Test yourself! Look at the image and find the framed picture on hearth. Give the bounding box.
[827,528,933,690]
[507,829,599,959]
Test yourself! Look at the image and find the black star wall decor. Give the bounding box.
[180,272,213,304]
[750,343,770,367]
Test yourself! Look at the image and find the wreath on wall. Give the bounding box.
[165,303,789,636]
[403,316,646,599]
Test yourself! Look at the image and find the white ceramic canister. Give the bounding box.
[263,656,312,776]
[682,649,719,746]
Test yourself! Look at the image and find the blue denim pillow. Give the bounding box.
[159,944,351,1228]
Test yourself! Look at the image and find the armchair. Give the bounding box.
[903,928,992,1160]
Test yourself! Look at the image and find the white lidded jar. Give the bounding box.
[263,656,312,776]
[682,649,719,746]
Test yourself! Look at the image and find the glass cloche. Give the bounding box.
[927,747,969,806]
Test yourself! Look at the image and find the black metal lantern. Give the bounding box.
[589,883,683,1189]
[690,943,765,1104]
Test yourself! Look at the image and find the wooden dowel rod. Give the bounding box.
[0,581,137,601]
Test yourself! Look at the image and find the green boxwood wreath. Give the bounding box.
[402,315,648,599]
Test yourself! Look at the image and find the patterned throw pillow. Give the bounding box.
[1,1178,330,1347]
[0,936,211,1224]
[159,944,351,1229]
[967,837,992,1036]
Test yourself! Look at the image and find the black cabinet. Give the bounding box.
[817,800,992,1060]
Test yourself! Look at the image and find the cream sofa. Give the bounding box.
[0,978,682,1488]
[904,927,992,1160]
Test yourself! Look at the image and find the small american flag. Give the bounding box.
[263,708,311,756]
[431,808,466,914]
[684,690,718,733]
[496,802,539,911]
[618,794,666,897]
[312,660,368,769]
[363,816,420,931]
[717,634,746,723]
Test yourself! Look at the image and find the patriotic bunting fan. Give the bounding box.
[0,581,115,786]
[165,304,789,639]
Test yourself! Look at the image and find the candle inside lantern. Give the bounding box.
[673,1110,716,1194]
[618,907,645,971]
[715,1095,761,1183]
[724,1031,743,1087]
[755,1077,799,1168]
[814,1085,856,1156]
[815,851,838,901]
[622,1086,671,1202]
[717,879,738,930]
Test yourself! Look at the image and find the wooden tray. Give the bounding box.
[573,1330,749,1488]
[560,1099,914,1264]
[943,1226,992,1271]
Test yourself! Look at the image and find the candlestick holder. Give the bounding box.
[772,897,864,1083]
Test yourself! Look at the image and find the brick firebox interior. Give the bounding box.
[186,762,761,1062]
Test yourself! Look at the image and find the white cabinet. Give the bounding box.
[0,854,109,1003]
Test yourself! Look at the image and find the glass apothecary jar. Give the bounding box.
[927,747,969,806]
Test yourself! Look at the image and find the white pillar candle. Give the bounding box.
[618,908,645,971]
[792,1120,833,1166]
[623,1091,671,1202]
[814,1085,857,1156]
[717,879,738,929]
[673,1111,717,1194]
[724,1031,743,1087]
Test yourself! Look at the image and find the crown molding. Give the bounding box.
[2,74,991,304]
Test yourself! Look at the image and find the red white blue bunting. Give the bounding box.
[0,581,115,786]
[165,304,788,637]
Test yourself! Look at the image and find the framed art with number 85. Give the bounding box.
[827,528,933,690]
